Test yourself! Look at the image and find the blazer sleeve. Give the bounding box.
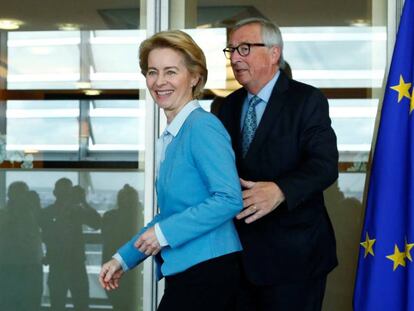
[158,115,243,248]
[275,88,339,210]
[116,213,162,271]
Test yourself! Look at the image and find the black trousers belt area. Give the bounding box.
[165,251,240,285]
[158,252,241,311]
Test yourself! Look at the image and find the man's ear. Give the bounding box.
[270,46,281,65]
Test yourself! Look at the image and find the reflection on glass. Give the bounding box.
[282,26,386,88]
[7,28,227,90]
[324,174,364,310]
[185,28,227,89]
[6,100,79,153]
[8,32,81,90]
[89,30,144,89]
[40,179,101,311]
[329,99,377,162]
[3,170,145,310]
[5,100,145,161]
[2,3,147,311]
[89,100,145,151]
[0,182,43,311]
[102,184,144,311]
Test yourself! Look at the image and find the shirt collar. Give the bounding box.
[247,70,280,103]
[165,100,200,137]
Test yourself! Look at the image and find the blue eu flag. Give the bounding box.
[354,1,414,310]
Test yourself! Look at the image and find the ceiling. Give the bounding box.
[0,0,374,31]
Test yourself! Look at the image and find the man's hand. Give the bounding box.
[99,258,124,291]
[236,178,285,224]
[134,227,161,256]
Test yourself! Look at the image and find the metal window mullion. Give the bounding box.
[79,31,91,161]
[142,1,169,311]
[78,170,92,197]
[0,170,5,209]
[0,31,7,135]
[79,99,89,160]
[387,0,404,71]
[79,30,91,83]
[367,0,405,205]
[0,32,7,208]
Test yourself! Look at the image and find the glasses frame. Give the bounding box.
[223,43,267,59]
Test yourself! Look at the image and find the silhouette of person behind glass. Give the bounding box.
[101,184,144,311]
[0,182,43,311]
[40,178,101,311]
[323,180,363,310]
[28,190,42,220]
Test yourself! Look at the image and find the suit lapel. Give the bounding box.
[245,72,290,159]
[227,89,246,159]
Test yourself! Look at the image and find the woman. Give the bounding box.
[99,30,242,310]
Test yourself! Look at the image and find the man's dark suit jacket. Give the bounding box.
[217,71,338,286]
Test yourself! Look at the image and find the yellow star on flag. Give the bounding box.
[386,244,406,271]
[411,92,414,113]
[405,239,414,262]
[360,232,376,258]
[390,75,412,103]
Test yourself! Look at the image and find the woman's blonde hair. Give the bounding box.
[139,30,208,99]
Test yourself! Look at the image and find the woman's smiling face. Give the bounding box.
[146,48,198,122]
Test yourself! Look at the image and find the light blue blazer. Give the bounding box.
[117,107,242,277]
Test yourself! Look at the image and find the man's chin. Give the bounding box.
[234,74,249,85]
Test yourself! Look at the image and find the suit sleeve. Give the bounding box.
[275,88,338,210]
[157,116,243,248]
[115,213,162,271]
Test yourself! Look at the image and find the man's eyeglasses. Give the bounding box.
[223,43,267,59]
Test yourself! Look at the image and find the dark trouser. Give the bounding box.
[236,273,327,311]
[48,263,89,311]
[0,264,43,311]
[158,252,241,311]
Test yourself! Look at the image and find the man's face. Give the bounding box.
[228,23,280,94]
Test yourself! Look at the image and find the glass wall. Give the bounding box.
[177,0,388,310]
[0,0,397,310]
[1,170,144,310]
[0,1,151,310]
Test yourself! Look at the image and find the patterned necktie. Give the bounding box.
[241,96,261,157]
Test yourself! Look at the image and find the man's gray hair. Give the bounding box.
[233,17,284,66]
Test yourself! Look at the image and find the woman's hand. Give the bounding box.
[99,258,124,291]
[134,226,161,256]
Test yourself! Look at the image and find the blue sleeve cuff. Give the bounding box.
[113,253,129,272]
[154,223,169,247]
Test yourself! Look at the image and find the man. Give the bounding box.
[41,179,101,311]
[218,18,338,310]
